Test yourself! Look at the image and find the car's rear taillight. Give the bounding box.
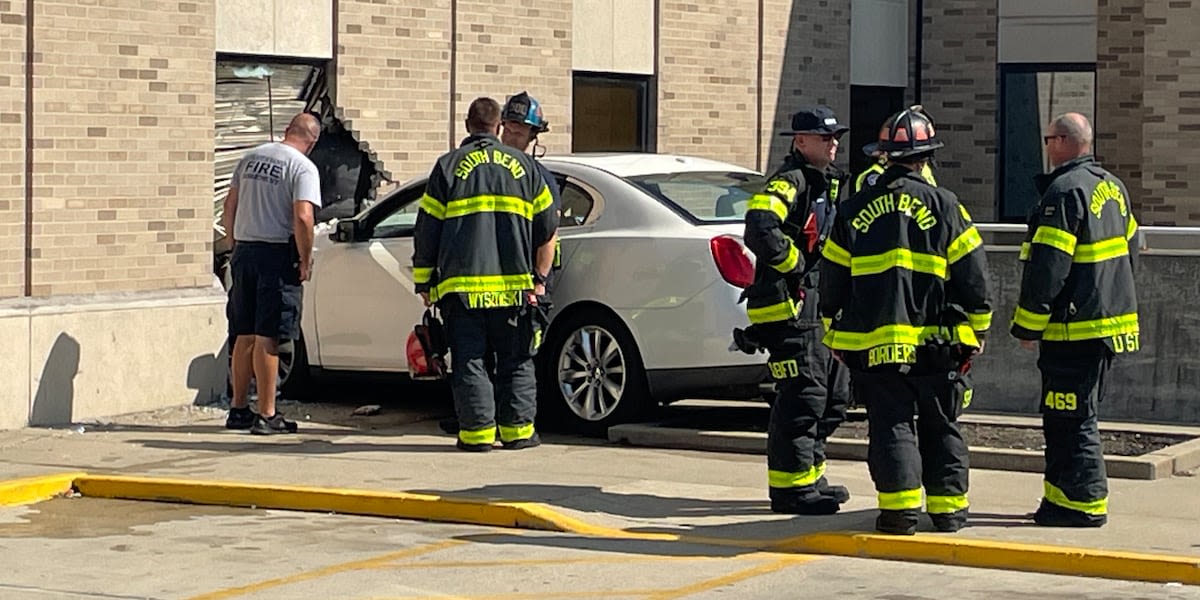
[710,235,754,289]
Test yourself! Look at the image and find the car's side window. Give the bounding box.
[367,186,425,239]
[557,178,596,228]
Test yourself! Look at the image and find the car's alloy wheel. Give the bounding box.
[557,325,626,421]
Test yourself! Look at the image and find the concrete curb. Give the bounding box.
[607,423,1184,480]
[1,472,1197,585]
[0,472,84,506]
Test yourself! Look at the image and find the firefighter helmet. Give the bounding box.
[873,105,944,159]
[407,309,448,380]
[501,91,550,134]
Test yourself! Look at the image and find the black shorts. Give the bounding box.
[226,241,302,340]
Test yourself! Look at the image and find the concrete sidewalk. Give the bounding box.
[1,406,1198,583]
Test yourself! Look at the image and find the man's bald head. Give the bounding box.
[1045,112,1093,167]
[283,112,321,154]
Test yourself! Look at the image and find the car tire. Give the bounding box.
[224,333,313,402]
[536,309,651,436]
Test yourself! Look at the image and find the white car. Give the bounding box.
[289,153,771,432]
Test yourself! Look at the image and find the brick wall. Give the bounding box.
[657,0,758,170]
[336,1,451,185]
[1139,0,1200,225]
[920,0,997,220]
[761,0,851,172]
[0,0,24,298]
[29,0,214,296]
[454,0,572,158]
[1096,0,1147,220]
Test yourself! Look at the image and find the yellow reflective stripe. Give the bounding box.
[878,489,923,510]
[1043,313,1139,341]
[1074,236,1129,263]
[947,226,983,264]
[1031,225,1077,256]
[1013,306,1051,332]
[498,423,535,443]
[532,185,553,214]
[927,494,969,514]
[772,243,800,273]
[1125,214,1138,241]
[747,193,789,221]
[967,311,992,332]
[459,427,496,445]
[1044,481,1107,515]
[413,267,434,284]
[1019,242,1031,261]
[851,248,947,279]
[821,317,832,332]
[814,462,827,480]
[768,466,820,489]
[822,238,851,267]
[419,193,447,220]
[823,323,978,351]
[747,300,798,324]
[445,194,535,220]
[431,274,535,302]
[922,164,938,187]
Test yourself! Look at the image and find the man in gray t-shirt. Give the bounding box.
[221,113,322,435]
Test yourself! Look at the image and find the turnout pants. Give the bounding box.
[766,325,849,499]
[442,297,538,446]
[1038,341,1112,518]
[852,367,970,514]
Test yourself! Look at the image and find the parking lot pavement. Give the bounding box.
[0,498,1196,600]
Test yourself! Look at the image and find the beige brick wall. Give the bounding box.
[454,0,572,157]
[0,0,25,299]
[1139,0,1200,225]
[921,0,998,220]
[30,0,214,296]
[336,1,451,185]
[657,0,758,170]
[761,0,851,172]
[1096,0,1147,220]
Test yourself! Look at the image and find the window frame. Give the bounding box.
[572,71,656,153]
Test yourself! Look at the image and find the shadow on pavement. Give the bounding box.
[411,483,776,519]
[124,437,464,455]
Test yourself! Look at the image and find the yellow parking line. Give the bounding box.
[185,540,463,600]
[644,557,812,600]
[376,554,725,570]
[374,592,662,600]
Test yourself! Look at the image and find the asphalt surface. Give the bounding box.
[1,498,1197,600]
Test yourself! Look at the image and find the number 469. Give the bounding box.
[1044,391,1077,411]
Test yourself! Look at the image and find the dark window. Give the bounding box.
[997,64,1096,221]
[849,85,905,178]
[572,72,654,153]
[556,180,597,228]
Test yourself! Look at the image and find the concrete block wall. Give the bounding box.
[0,0,24,299]
[1095,0,1146,218]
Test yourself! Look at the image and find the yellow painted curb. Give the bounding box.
[8,472,1200,586]
[0,472,84,507]
[778,532,1200,586]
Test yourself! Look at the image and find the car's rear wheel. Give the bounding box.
[224,333,312,402]
[537,309,650,436]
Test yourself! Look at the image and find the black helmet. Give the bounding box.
[501,91,550,134]
[873,105,944,159]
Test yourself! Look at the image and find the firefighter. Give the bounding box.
[820,105,992,535]
[500,91,562,293]
[855,137,938,193]
[413,97,558,452]
[1010,112,1139,528]
[735,106,852,515]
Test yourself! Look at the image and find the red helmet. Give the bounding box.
[873,105,944,159]
[407,309,448,380]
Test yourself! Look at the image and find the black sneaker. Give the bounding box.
[770,490,841,515]
[1033,499,1106,528]
[250,413,298,435]
[930,509,969,532]
[816,476,851,504]
[225,407,255,430]
[456,440,493,452]
[876,509,920,535]
[501,433,542,450]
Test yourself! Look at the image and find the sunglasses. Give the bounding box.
[1043,134,1065,145]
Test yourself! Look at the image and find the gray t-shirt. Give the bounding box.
[231,142,322,243]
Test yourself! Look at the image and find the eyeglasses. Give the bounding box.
[1043,134,1065,145]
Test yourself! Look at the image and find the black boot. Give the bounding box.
[1033,499,1106,528]
[815,476,850,504]
[930,508,969,532]
[770,488,841,515]
[875,509,919,535]
[438,418,460,435]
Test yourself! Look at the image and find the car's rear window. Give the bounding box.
[626,171,767,223]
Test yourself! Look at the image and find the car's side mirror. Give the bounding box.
[330,220,358,243]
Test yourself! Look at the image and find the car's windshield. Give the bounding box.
[626,171,766,223]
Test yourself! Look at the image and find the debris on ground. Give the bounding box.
[352,405,382,417]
